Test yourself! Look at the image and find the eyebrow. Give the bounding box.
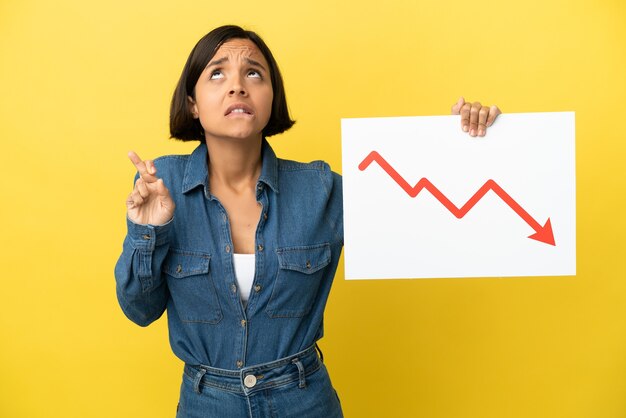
[205,57,228,68]
[245,58,267,71]
[205,57,267,72]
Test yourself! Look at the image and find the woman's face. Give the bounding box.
[189,38,273,143]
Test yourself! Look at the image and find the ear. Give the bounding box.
[187,96,199,119]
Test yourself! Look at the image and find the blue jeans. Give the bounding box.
[176,345,343,418]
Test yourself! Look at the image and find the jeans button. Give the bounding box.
[244,374,257,388]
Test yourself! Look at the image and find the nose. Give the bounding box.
[228,74,247,97]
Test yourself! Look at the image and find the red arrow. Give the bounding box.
[358,151,556,246]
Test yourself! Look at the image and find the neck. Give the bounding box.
[205,135,263,192]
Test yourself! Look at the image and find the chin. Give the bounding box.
[204,124,266,142]
[217,130,263,142]
[230,130,261,140]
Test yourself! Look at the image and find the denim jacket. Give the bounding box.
[114,140,344,370]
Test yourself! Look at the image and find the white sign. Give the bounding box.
[341,112,576,280]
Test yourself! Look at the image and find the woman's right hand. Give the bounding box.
[126,151,175,226]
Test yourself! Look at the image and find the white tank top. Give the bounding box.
[233,253,256,305]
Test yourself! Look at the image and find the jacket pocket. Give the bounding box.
[163,249,223,324]
[266,243,331,318]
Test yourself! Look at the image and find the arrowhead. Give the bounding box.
[528,218,556,246]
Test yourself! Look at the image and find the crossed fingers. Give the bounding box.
[128,151,158,182]
[127,151,161,208]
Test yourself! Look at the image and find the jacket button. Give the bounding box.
[263,213,268,220]
[225,245,231,253]
[231,284,237,293]
[257,244,264,252]
[306,261,311,269]
[176,265,182,273]
[142,234,151,240]
[240,319,247,327]
[244,374,257,388]
[254,285,261,292]
[236,360,243,368]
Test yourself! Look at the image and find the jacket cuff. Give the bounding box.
[126,216,173,251]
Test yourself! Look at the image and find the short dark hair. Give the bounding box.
[170,25,295,142]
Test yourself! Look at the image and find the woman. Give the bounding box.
[115,25,500,418]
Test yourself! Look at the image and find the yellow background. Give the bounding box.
[1,0,625,417]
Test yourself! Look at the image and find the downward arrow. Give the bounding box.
[527,219,555,245]
[359,151,556,246]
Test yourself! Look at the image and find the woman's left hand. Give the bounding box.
[451,97,501,137]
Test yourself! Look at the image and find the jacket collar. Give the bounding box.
[182,139,279,196]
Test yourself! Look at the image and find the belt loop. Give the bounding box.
[315,343,324,363]
[292,358,306,389]
[193,367,207,394]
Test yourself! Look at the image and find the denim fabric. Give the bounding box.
[114,140,344,372]
[176,345,343,418]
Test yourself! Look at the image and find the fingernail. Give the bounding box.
[463,125,469,132]
[478,129,485,136]
[470,129,476,136]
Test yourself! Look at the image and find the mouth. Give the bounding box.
[225,103,254,116]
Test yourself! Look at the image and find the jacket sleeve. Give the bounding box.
[320,165,344,246]
[330,171,344,245]
[114,215,173,327]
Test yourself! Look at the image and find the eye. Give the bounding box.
[210,70,224,80]
[247,70,262,79]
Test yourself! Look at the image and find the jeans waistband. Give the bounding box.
[184,344,322,395]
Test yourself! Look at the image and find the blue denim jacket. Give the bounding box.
[114,140,344,370]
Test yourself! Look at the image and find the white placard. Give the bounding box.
[341,112,576,280]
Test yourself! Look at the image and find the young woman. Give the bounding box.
[114,25,500,418]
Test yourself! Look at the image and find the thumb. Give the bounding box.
[451,96,465,115]
[156,178,169,197]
